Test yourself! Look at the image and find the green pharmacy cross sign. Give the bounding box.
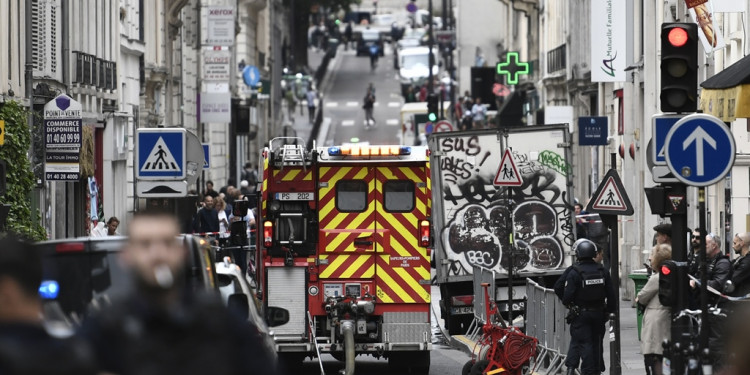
[496,52,529,85]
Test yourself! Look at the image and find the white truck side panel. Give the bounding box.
[430,126,574,283]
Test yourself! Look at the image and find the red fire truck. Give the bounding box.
[256,139,433,374]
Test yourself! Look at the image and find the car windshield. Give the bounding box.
[371,14,394,26]
[361,31,379,41]
[401,53,429,69]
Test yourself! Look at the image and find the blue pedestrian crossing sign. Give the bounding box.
[136,128,186,180]
[665,114,735,187]
[202,143,210,170]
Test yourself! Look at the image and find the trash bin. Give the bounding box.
[629,270,650,341]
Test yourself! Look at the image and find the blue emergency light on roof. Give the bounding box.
[39,280,59,299]
[400,146,411,155]
[328,147,341,156]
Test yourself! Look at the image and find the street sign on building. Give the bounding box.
[664,113,735,187]
[578,116,608,145]
[203,49,231,81]
[652,114,683,165]
[493,149,523,186]
[136,128,186,180]
[242,65,261,87]
[202,6,235,46]
[44,94,82,181]
[199,92,231,123]
[586,169,634,215]
[202,143,210,170]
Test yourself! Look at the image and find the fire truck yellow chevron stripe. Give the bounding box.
[341,255,372,278]
[375,261,413,302]
[319,255,348,278]
[394,267,431,302]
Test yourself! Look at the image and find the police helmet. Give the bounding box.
[573,238,598,259]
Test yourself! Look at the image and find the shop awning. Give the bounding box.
[699,54,750,122]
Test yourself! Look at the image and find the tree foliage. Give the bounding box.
[0,101,46,240]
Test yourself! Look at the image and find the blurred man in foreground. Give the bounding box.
[81,210,280,375]
[0,236,95,374]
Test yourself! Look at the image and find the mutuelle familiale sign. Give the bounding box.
[44,94,82,181]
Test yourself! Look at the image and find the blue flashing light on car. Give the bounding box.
[39,280,59,299]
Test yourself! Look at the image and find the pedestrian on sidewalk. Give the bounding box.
[285,88,297,122]
[306,84,317,123]
[635,244,672,375]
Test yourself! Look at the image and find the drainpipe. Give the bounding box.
[165,0,190,127]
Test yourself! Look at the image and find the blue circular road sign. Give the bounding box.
[243,65,260,87]
[406,3,418,13]
[664,113,735,187]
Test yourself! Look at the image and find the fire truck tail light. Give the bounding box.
[263,221,273,247]
[341,146,351,155]
[419,220,431,247]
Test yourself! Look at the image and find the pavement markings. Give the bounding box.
[325,102,339,107]
[386,119,399,126]
[346,101,359,107]
[341,120,355,127]
[387,102,401,107]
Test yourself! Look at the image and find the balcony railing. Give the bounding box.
[73,51,117,90]
[547,44,566,74]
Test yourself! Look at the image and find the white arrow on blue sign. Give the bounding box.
[136,128,186,180]
[202,143,210,170]
[664,114,735,187]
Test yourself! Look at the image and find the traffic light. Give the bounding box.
[660,23,698,113]
[658,259,688,307]
[427,93,439,122]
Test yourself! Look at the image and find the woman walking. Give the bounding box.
[635,244,672,375]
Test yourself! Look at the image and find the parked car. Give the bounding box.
[355,28,385,57]
[215,256,288,361]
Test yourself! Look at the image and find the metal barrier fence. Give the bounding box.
[525,279,571,374]
[465,266,497,341]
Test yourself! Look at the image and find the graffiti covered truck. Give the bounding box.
[428,126,575,334]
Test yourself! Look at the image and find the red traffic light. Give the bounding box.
[661,264,672,275]
[668,27,688,47]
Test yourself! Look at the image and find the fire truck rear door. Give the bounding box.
[373,165,431,304]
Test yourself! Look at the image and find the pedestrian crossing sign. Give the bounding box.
[493,149,523,186]
[586,169,634,216]
[136,128,186,180]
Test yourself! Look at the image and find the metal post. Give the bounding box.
[427,0,434,94]
[698,187,709,353]
[608,153,622,375]
[508,187,514,323]
[669,182,689,375]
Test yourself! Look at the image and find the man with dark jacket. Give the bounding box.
[690,232,731,371]
[81,210,280,375]
[193,195,220,234]
[556,239,616,375]
[728,232,750,298]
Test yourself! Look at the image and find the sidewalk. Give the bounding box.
[450,297,645,374]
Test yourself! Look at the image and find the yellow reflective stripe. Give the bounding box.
[340,255,370,278]
[320,255,348,278]
[394,267,431,303]
[281,169,301,181]
[414,264,430,281]
[376,286,394,303]
[377,267,414,303]
[326,232,348,253]
[361,263,375,278]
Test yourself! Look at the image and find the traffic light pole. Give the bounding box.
[668,182,689,375]
[607,153,622,375]
[427,0,434,95]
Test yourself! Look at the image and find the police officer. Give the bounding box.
[556,239,616,375]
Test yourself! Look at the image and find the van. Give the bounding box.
[398,46,439,96]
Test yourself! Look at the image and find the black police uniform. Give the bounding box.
[561,259,616,375]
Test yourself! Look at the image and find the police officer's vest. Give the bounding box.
[573,263,607,306]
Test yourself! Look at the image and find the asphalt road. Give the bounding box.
[320,45,405,146]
